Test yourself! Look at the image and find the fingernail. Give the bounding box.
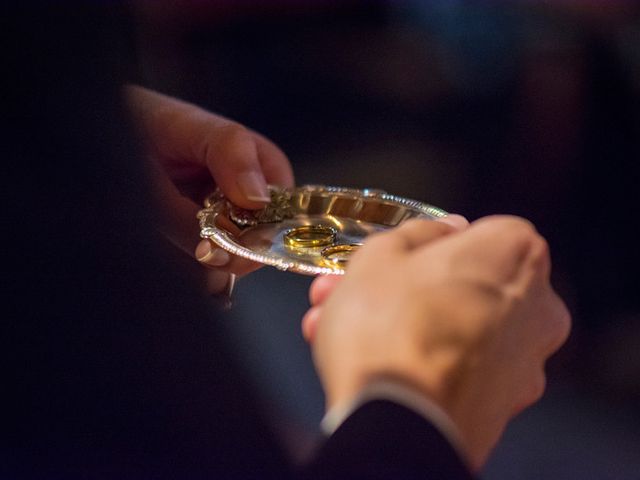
[196,241,231,266]
[237,171,270,203]
[436,214,469,230]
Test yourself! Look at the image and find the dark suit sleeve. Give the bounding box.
[301,400,474,480]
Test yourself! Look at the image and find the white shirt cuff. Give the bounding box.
[320,378,467,462]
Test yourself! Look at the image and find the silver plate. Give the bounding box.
[197,185,447,275]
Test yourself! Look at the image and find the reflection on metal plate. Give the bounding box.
[197,185,447,276]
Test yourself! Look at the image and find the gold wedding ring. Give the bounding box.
[284,225,337,249]
[320,243,362,267]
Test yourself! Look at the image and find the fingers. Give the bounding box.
[302,306,321,343]
[201,123,271,208]
[309,216,468,304]
[437,214,470,230]
[547,297,572,356]
[421,215,542,284]
[515,228,569,359]
[304,275,342,344]
[439,215,571,357]
[387,215,470,252]
[453,217,571,357]
[195,239,263,276]
[363,219,459,259]
[512,369,547,417]
[204,126,295,209]
[304,216,468,341]
[201,122,294,209]
[126,86,295,210]
[305,215,468,339]
[537,288,572,358]
[309,275,343,306]
[195,239,230,267]
[127,86,296,281]
[252,132,295,188]
[201,124,297,209]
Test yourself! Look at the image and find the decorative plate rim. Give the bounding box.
[198,184,448,276]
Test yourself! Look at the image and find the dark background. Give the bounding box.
[134,2,639,478]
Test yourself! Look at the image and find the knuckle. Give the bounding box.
[506,222,538,248]
[530,372,547,402]
[523,371,547,407]
[558,303,572,343]
[217,122,248,138]
[490,215,536,236]
[496,219,548,265]
[529,234,550,264]
[545,297,572,354]
[478,214,535,232]
[362,232,393,251]
[429,219,456,235]
[400,218,452,236]
[476,215,541,254]
[203,123,255,169]
[211,123,250,151]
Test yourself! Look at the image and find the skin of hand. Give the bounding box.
[124,85,294,294]
[302,215,571,471]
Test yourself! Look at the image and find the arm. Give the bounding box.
[124,85,294,284]
[304,399,474,480]
[302,216,571,474]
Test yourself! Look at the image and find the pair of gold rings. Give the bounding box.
[283,225,361,267]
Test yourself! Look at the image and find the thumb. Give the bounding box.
[202,123,272,209]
